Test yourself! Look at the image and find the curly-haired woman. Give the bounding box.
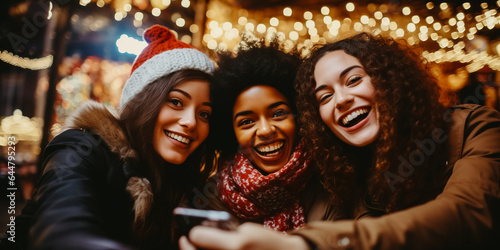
[180,37,331,238]
[181,33,500,249]
[1,25,216,250]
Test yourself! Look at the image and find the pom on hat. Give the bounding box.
[120,25,215,107]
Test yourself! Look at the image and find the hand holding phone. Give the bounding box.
[173,207,238,235]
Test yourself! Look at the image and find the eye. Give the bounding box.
[237,119,254,127]
[168,98,182,107]
[272,109,289,118]
[318,93,333,103]
[348,76,362,86]
[199,111,211,120]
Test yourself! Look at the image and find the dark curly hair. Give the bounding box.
[295,33,452,218]
[211,36,302,163]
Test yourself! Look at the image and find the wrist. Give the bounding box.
[287,235,313,250]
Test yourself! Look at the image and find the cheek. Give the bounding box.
[319,106,333,127]
[198,123,210,142]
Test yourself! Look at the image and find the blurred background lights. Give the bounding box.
[346,2,355,12]
[116,34,147,55]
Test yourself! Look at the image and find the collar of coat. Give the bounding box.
[59,100,153,225]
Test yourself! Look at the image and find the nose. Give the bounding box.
[256,118,276,139]
[178,109,197,130]
[335,88,354,110]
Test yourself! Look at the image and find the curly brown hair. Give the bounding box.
[295,33,452,218]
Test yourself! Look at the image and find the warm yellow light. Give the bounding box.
[223,22,232,30]
[284,7,292,17]
[443,25,451,32]
[152,8,161,17]
[124,4,132,12]
[412,15,420,24]
[324,16,332,24]
[381,17,390,26]
[207,40,217,50]
[360,15,369,24]
[289,31,299,40]
[420,25,428,33]
[419,33,428,41]
[135,12,144,21]
[206,9,215,19]
[211,27,222,38]
[426,2,434,10]
[176,18,185,27]
[481,2,488,9]
[245,23,255,32]
[448,18,457,26]
[346,2,355,12]
[190,24,199,33]
[368,18,376,27]
[332,20,341,29]
[238,17,247,26]
[463,2,471,10]
[469,27,477,34]
[208,21,218,29]
[294,22,303,31]
[321,6,330,15]
[457,12,465,20]
[270,17,279,26]
[374,11,383,20]
[433,22,442,30]
[451,32,459,39]
[402,7,411,16]
[304,11,313,20]
[440,2,448,10]
[354,22,363,31]
[114,12,123,21]
[306,20,315,29]
[426,16,434,24]
[256,24,266,33]
[389,21,398,30]
[181,0,190,8]
[396,28,405,37]
[430,33,438,40]
[407,23,416,32]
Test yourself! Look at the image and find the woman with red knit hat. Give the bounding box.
[1,25,216,250]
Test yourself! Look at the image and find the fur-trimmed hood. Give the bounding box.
[59,100,153,225]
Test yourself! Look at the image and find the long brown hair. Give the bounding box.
[295,33,451,218]
[120,69,216,248]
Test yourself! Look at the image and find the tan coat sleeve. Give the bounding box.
[292,105,500,249]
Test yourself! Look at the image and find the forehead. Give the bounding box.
[233,85,288,111]
[314,50,362,81]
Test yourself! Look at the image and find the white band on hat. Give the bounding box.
[120,48,214,108]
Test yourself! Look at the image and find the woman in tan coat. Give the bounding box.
[181,33,500,249]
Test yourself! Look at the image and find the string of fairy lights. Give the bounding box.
[1,0,499,72]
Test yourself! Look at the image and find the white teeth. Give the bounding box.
[166,132,190,144]
[342,108,368,126]
[256,142,284,153]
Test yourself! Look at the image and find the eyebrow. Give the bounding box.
[171,89,212,107]
[233,101,289,121]
[313,65,363,95]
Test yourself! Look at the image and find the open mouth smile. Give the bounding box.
[339,107,371,128]
[254,141,284,157]
[164,130,191,145]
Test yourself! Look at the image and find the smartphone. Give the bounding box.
[173,207,238,235]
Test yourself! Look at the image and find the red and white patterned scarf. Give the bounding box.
[218,144,311,232]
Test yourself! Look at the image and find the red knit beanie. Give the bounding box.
[120,25,214,107]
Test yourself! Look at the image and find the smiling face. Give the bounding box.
[232,85,296,174]
[153,80,212,165]
[313,50,380,147]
